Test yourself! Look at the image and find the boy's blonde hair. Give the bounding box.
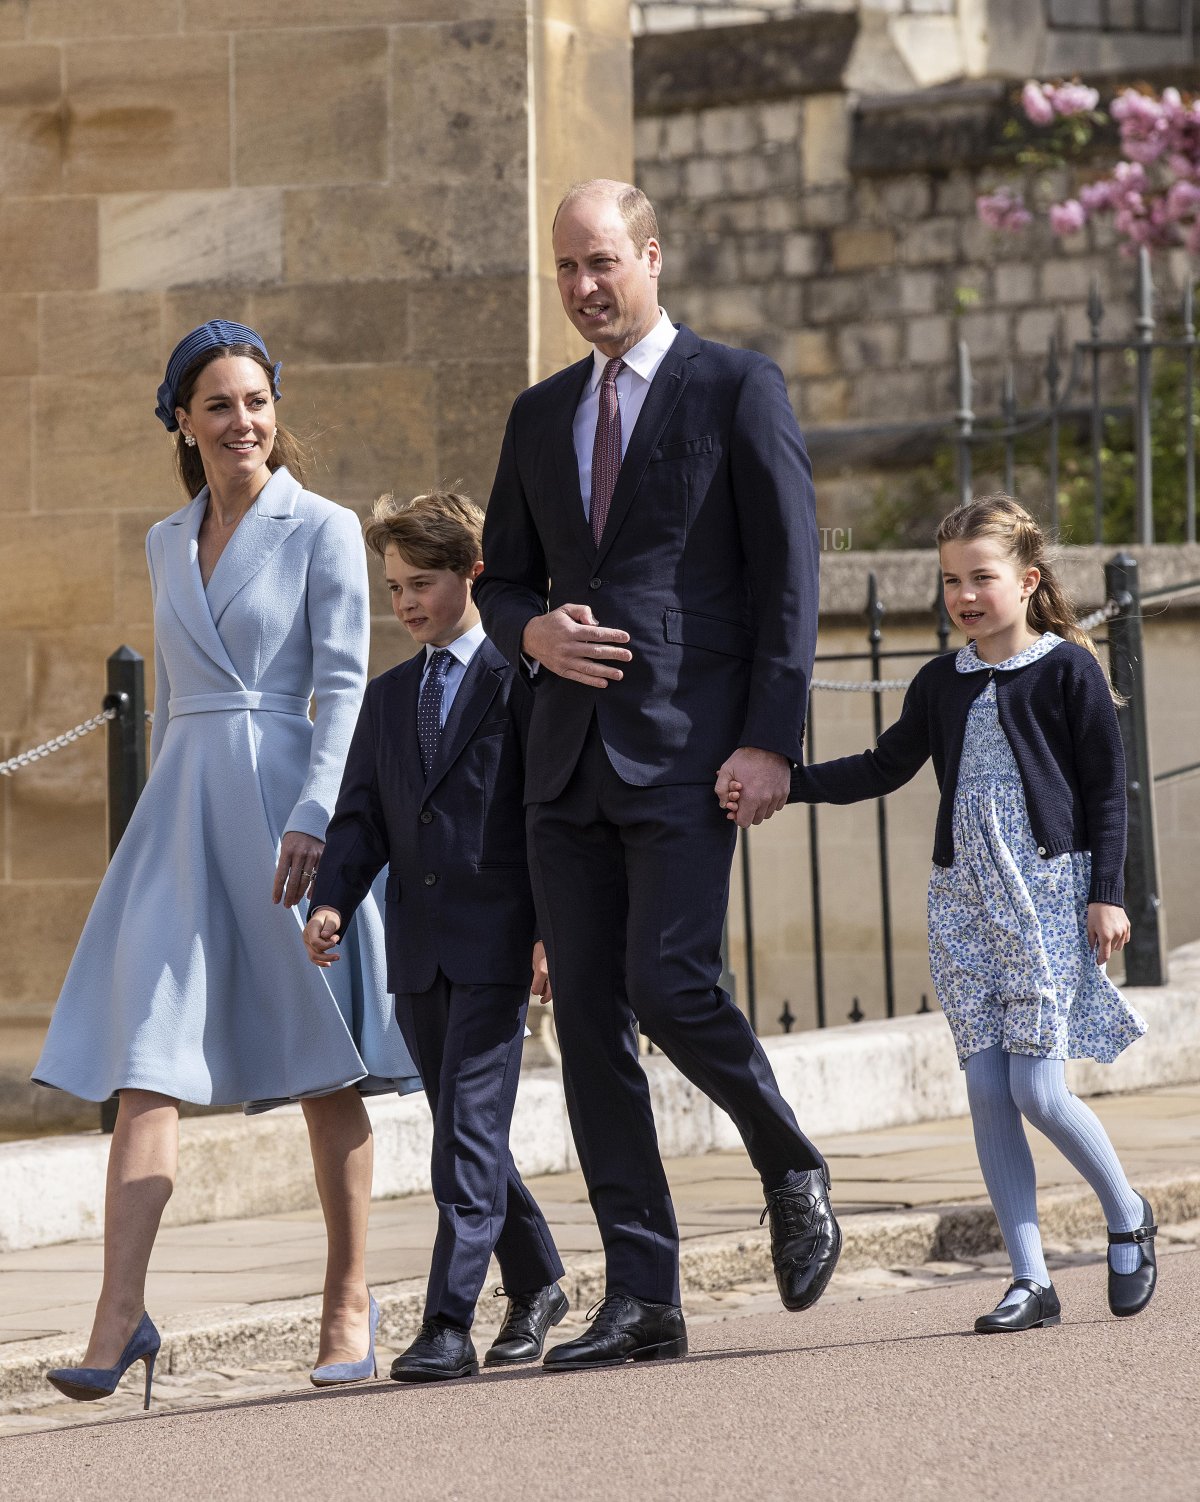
[363,489,484,575]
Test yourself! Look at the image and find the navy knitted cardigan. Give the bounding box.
[789,640,1127,907]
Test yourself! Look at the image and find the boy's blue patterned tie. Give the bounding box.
[417,648,451,777]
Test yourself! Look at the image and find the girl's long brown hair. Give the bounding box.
[171,343,312,499]
[936,493,1122,699]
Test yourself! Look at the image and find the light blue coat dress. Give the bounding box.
[34,467,420,1109]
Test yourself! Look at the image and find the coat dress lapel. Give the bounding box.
[162,492,241,682]
[204,467,304,628]
[422,643,504,801]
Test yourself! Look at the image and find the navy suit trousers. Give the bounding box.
[526,719,823,1307]
[395,973,564,1329]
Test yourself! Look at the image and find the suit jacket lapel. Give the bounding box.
[396,655,425,796]
[162,492,241,681]
[205,467,304,628]
[423,644,503,800]
[554,357,599,565]
[594,330,697,571]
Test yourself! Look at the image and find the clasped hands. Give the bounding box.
[524,604,789,829]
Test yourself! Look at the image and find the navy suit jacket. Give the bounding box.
[474,324,820,803]
[310,637,536,994]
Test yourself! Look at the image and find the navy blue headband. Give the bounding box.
[154,320,283,432]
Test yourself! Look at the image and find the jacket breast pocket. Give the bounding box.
[663,608,755,660]
[651,435,714,462]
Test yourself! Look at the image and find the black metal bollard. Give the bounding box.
[99,648,148,1132]
[1104,555,1168,986]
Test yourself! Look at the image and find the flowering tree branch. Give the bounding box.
[977,82,1200,256]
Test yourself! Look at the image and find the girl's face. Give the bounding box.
[939,536,1040,657]
[176,356,276,491]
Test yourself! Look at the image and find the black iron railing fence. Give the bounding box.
[733,555,1199,1036]
[954,246,1198,546]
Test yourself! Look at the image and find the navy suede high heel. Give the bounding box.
[47,1312,161,1410]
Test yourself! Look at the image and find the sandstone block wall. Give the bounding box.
[0,0,631,1028]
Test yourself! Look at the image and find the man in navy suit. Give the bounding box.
[475,180,841,1369]
[305,490,566,1382]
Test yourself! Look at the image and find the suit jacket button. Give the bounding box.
[588,577,602,590]
[424,872,437,886]
[1037,845,1047,856]
[420,810,433,824]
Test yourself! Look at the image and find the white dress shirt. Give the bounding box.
[423,619,487,727]
[572,308,679,519]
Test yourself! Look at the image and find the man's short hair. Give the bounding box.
[362,489,485,575]
[554,179,659,256]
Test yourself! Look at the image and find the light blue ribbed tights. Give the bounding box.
[964,1045,1143,1301]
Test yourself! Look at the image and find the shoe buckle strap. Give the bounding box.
[1109,1223,1157,1245]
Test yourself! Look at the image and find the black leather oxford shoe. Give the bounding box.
[543,1294,687,1371]
[762,1167,842,1312]
[974,1279,1062,1334]
[484,1283,569,1367]
[390,1320,478,1383]
[1108,1193,1158,1318]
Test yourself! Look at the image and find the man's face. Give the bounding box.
[552,195,662,357]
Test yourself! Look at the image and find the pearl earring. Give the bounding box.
[184,435,196,448]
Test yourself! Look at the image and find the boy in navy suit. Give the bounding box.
[304,490,567,1382]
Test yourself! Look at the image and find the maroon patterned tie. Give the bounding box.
[589,357,625,547]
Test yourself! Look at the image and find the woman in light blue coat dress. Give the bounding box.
[35,321,419,1399]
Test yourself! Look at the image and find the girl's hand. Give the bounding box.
[715,767,744,821]
[530,940,553,1004]
[273,831,325,907]
[303,907,343,967]
[1088,902,1131,965]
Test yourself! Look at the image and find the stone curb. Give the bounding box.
[4,940,1199,1255]
[3,1171,1197,1409]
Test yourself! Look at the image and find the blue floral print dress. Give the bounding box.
[927,632,1147,1068]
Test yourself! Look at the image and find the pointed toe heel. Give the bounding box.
[310,1294,380,1387]
[46,1312,162,1409]
[1108,1194,1158,1319]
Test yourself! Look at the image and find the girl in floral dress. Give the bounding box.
[720,494,1157,1333]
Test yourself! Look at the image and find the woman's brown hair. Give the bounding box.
[172,344,311,498]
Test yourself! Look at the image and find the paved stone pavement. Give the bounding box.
[2,1250,1196,1502]
[1,1083,1196,1439]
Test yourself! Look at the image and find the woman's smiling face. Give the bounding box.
[176,356,276,489]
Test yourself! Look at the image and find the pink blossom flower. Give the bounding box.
[976,189,1033,233]
[1021,81,1055,127]
[1079,180,1114,213]
[1112,89,1170,164]
[1049,199,1088,236]
[1166,179,1200,221]
[1047,82,1100,117]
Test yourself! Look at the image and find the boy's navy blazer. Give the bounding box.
[311,637,536,995]
[475,323,820,803]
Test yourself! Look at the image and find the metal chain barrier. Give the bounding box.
[0,707,118,778]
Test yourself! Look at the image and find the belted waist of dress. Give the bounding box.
[168,691,312,718]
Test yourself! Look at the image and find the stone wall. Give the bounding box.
[0,0,631,1031]
[634,18,1200,534]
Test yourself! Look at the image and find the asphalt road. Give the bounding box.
[2,1251,1195,1502]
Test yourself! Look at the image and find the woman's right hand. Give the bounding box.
[303,907,342,967]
